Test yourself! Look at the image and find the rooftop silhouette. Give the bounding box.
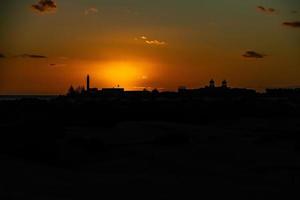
[66,74,262,98]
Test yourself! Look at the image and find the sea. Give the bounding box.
[0,95,58,101]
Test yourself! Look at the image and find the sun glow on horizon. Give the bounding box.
[96,61,150,90]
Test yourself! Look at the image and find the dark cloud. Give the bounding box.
[243,51,265,59]
[257,6,276,14]
[32,0,57,13]
[20,54,47,58]
[49,63,66,67]
[0,54,5,58]
[283,21,300,28]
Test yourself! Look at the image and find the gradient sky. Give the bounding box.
[0,0,300,94]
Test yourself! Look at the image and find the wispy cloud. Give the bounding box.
[84,7,99,15]
[257,6,276,14]
[19,54,48,59]
[283,21,300,28]
[139,35,167,46]
[145,40,166,46]
[243,51,265,59]
[31,0,57,13]
[49,63,67,67]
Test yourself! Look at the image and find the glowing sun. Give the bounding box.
[98,61,148,89]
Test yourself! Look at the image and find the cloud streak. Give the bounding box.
[139,35,167,46]
[31,0,57,13]
[49,63,67,67]
[243,51,265,59]
[84,7,98,15]
[19,54,48,59]
[257,6,276,14]
[145,40,166,46]
[283,21,300,28]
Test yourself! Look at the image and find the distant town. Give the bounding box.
[66,75,300,98]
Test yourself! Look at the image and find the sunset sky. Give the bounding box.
[0,0,300,94]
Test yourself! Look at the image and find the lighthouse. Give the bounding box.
[86,74,90,92]
[209,79,215,88]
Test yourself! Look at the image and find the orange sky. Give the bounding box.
[0,0,300,94]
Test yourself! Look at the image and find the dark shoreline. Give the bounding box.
[0,95,58,101]
[1,93,300,198]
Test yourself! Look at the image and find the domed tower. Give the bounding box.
[209,79,215,88]
[222,80,228,88]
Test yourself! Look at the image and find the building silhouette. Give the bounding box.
[84,74,125,96]
[222,80,228,88]
[67,75,257,98]
[209,79,215,88]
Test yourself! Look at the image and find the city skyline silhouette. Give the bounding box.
[1,1,300,199]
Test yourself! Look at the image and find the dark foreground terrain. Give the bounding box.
[0,96,300,199]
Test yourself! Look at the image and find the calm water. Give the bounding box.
[0,95,58,101]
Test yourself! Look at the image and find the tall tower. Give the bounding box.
[209,79,215,88]
[222,80,228,88]
[87,74,90,92]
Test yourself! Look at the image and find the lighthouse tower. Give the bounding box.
[86,74,90,92]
